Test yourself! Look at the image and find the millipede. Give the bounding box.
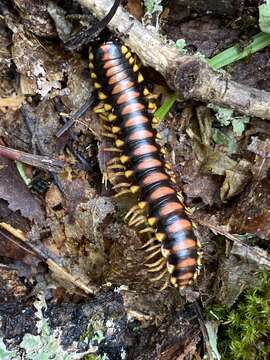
[89,41,202,290]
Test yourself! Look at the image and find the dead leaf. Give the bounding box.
[220,160,251,200]
[0,156,44,222]
[214,241,270,306]
[229,178,270,238]
[127,0,144,20]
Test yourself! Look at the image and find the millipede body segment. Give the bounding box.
[90,41,201,289]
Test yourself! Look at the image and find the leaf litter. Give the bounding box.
[0,1,269,359]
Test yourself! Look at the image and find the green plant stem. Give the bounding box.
[154,94,177,120]
[208,32,270,69]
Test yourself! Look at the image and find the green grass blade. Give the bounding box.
[155,94,177,120]
[259,0,270,33]
[208,32,270,69]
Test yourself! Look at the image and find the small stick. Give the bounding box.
[0,145,64,172]
[193,301,215,360]
[56,95,96,138]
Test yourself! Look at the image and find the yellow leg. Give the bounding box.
[147,261,165,273]
[150,268,167,282]
[144,248,161,262]
[114,189,131,197]
[145,257,164,268]
[124,205,140,220]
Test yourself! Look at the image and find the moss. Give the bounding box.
[208,270,270,360]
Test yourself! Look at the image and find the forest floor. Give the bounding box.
[0,1,269,359]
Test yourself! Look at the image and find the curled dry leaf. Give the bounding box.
[220,159,251,200]
[45,172,115,287]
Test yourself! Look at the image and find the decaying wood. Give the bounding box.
[78,0,270,120]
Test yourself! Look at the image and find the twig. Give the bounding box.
[0,222,97,295]
[193,301,215,360]
[77,0,270,120]
[56,95,95,138]
[0,145,64,172]
[196,219,270,268]
[0,96,24,108]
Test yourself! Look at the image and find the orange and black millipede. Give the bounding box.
[89,41,202,289]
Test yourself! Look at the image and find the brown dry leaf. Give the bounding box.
[0,156,44,222]
[214,241,270,306]
[21,101,61,156]
[229,178,270,238]
[200,146,237,175]
[182,169,221,205]
[0,198,30,232]
[224,136,270,237]
[105,222,148,289]
[61,177,87,220]
[127,0,144,20]
[45,184,62,209]
[60,55,93,111]
[188,133,251,201]
[45,172,115,286]
[220,159,251,200]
